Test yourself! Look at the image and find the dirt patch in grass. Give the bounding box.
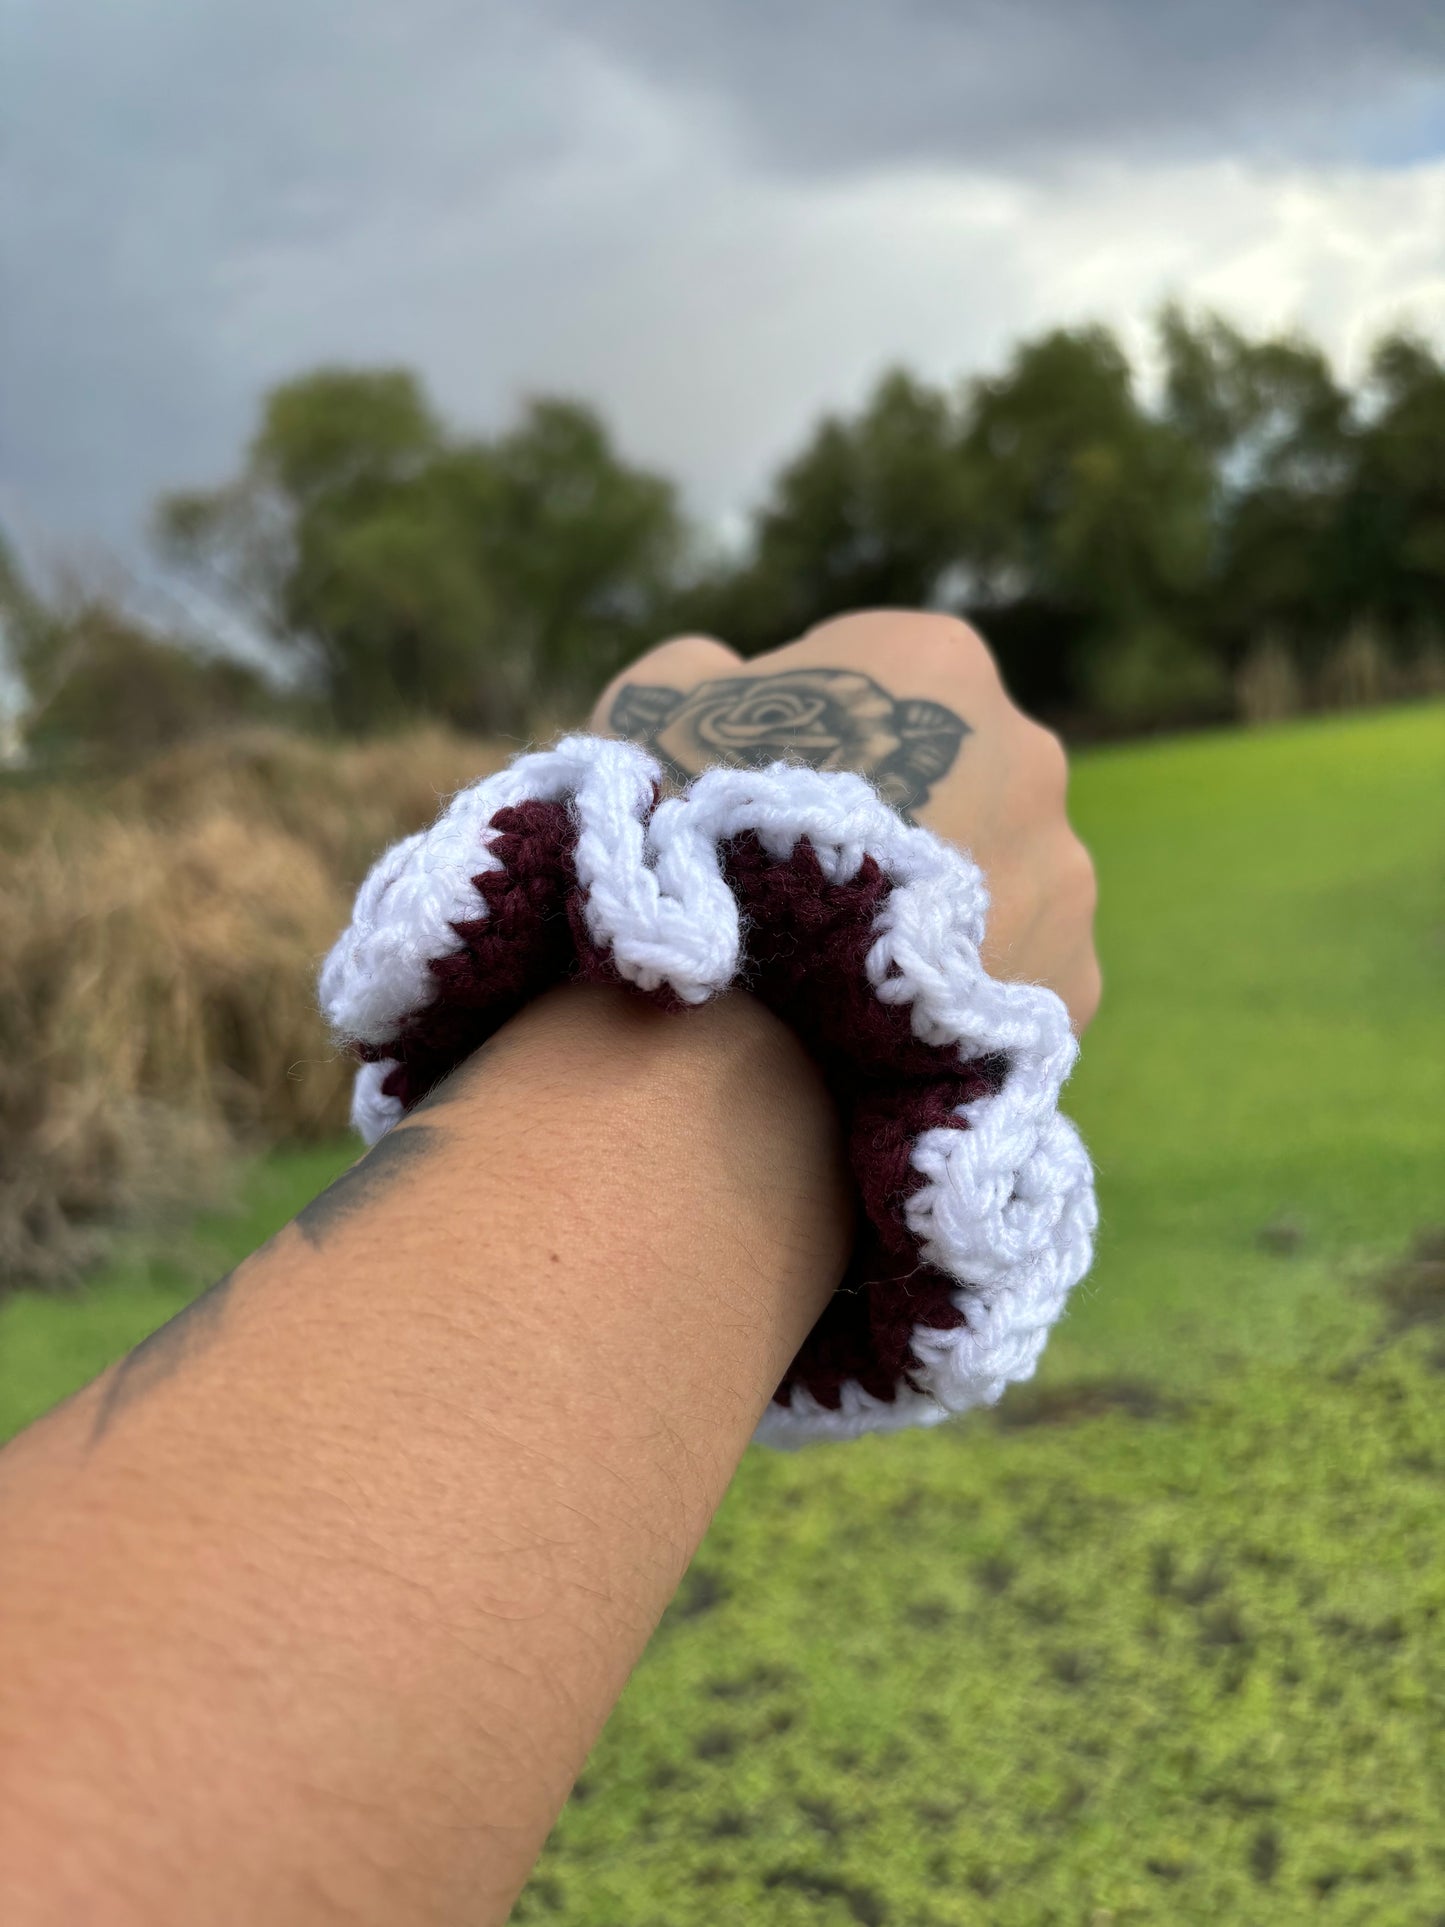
[993,1376,1186,1428]
[762,1867,887,1926]
[658,1562,730,1630]
[1371,1227,1445,1337]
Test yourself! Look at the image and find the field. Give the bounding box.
[2,705,1443,1923]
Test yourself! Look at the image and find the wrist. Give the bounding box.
[323,733,1096,1442]
[0,985,851,1927]
[435,980,853,1434]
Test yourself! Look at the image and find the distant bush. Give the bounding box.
[22,604,284,762]
[0,727,508,1285]
[1084,622,1231,730]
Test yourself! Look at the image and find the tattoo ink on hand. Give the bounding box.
[610,668,969,820]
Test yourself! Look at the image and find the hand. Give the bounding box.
[592,610,1101,1032]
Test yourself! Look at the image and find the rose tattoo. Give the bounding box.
[609,668,969,820]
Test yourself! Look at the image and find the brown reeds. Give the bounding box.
[0,727,511,1285]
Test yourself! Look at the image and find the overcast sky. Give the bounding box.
[4,0,1445,576]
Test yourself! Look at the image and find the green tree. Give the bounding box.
[957,326,1218,720]
[158,369,486,730]
[148,323,1444,743]
[1159,308,1354,677]
[1348,332,1445,657]
[680,370,966,654]
[477,398,687,711]
[158,371,686,732]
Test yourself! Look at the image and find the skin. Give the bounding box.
[0,612,1098,1924]
[0,988,851,1926]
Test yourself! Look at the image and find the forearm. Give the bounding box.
[0,984,849,1926]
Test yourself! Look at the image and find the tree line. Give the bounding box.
[5,307,1444,757]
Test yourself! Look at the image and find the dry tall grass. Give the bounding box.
[1234,638,1305,724]
[0,728,510,1285]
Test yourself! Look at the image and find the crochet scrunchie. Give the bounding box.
[319,734,1096,1447]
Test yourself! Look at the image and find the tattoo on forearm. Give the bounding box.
[609,667,969,820]
[294,1122,438,1247]
[89,1122,441,1444]
[90,1268,238,1443]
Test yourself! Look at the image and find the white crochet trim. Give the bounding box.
[320,734,1097,1447]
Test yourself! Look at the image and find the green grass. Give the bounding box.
[0,1145,356,1440]
[3,703,1443,1924]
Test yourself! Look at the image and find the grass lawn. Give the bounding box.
[3,703,1443,1924]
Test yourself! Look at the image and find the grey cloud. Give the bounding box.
[1,0,596,553]
[2,0,1442,573]
[541,0,1445,172]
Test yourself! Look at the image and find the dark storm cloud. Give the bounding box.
[0,0,588,553]
[1,0,1442,568]
[542,0,1445,172]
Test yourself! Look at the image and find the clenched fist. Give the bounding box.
[593,610,1101,1032]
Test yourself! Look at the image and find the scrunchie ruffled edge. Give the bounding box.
[319,734,1097,1447]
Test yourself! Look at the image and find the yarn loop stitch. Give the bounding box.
[320,734,1096,1446]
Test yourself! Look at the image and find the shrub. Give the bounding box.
[1235,637,1304,724]
[1315,623,1395,711]
[1084,623,1230,729]
[19,600,283,764]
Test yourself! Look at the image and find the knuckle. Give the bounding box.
[653,630,726,656]
[914,613,1001,680]
[640,632,737,673]
[1031,723,1070,796]
[802,609,1001,682]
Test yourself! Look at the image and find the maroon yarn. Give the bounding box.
[363,799,582,1110]
[360,805,1006,1410]
[722,833,1001,1408]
